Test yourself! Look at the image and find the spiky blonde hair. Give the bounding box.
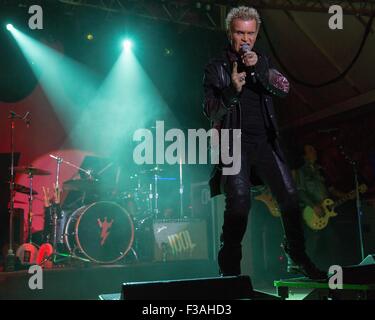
[225,6,261,32]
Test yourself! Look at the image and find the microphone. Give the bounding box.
[240,43,252,53]
[8,111,31,127]
[318,128,339,134]
[240,44,256,84]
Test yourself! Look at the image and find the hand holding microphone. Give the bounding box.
[240,44,258,67]
[240,44,258,84]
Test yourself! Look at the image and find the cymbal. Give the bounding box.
[14,166,51,176]
[8,183,38,195]
[63,179,109,192]
[140,166,164,174]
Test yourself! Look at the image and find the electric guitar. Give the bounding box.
[303,184,367,231]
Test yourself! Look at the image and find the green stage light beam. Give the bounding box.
[70,42,180,161]
[7,25,100,149]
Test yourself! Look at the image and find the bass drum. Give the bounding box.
[64,201,134,264]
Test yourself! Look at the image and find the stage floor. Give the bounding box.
[0,260,219,300]
[5,260,374,300]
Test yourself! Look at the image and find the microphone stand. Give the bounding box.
[5,111,30,271]
[329,133,365,262]
[5,115,16,271]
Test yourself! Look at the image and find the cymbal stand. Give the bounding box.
[153,173,159,218]
[148,182,153,214]
[49,154,92,179]
[47,155,94,265]
[179,158,184,218]
[27,172,34,243]
[51,156,63,262]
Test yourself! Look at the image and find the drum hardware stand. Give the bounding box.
[49,154,92,208]
[127,247,139,262]
[39,250,91,267]
[47,155,93,266]
[329,132,365,261]
[5,111,31,271]
[153,172,159,218]
[148,182,153,214]
[49,154,92,179]
[179,157,184,218]
[49,155,63,264]
[26,171,35,244]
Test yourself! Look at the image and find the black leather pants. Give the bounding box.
[218,140,304,276]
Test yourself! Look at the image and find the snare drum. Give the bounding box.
[63,201,134,264]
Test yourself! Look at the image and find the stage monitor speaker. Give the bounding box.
[359,254,375,266]
[122,275,253,300]
[342,254,375,284]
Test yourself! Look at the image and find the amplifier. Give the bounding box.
[153,219,208,261]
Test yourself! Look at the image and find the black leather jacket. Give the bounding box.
[203,47,290,197]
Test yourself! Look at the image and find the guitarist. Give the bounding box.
[293,144,343,270]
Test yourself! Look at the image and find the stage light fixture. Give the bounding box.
[122,39,133,51]
[164,48,174,57]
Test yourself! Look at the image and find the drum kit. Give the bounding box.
[8,154,182,268]
[4,110,186,270]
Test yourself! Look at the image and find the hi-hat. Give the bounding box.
[63,179,109,192]
[140,166,164,174]
[14,166,51,176]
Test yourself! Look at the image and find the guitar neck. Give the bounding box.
[334,193,353,208]
[334,188,365,208]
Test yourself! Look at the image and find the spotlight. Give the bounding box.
[122,39,133,51]
[205,4,211,11]
[195,2,202,9]
[6,23,14,31]
[86,33,94,41]
[164,48,174,57]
